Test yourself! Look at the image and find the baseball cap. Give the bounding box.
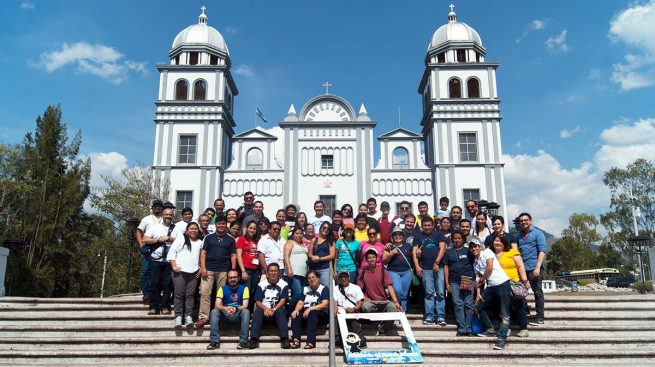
[338,269,350,277]
[380,201,390,209]
[467,236,482,247]
[343,218,355,231]
[365,247,379,257]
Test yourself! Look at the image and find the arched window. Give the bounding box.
[449,78,462,98]
[194,80,207,100]
[467,78,480,98]
[246,148,263,170]
[392,147,409,169]
[175,80,188,100]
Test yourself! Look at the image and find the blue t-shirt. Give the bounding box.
[301,284,330,314]
[202,233,236,272]
[217,284,249,308]
[254,278,289,309]
[484,232,516,248]
[385,243,414,272]
[443,247,475,282]
[413,230,448,269]
[336,239,361,272]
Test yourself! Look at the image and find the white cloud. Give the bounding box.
[588,68,602,79]
[20,2,34,9]
[608,0,655,90]
[29,42,148,84]
[225,26,240,34]
[505,117,655,236]
[82,151,129,212]
[233,64,254,78]
[545,30,569,52]
[516,19,550,43]
[560,125,582,138]
[557,95,584,105]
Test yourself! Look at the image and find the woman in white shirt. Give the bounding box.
[168,222,203,329]
[469,236,511,351]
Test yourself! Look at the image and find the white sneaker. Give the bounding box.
[174,316,182,329]
[516,329,529,337]
[184,316,194,328]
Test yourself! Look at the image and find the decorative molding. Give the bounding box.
[371,178,433,196]
[222,178,284,197]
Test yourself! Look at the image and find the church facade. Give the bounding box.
[152,6,507,218]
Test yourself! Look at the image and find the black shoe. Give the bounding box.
[206,342,219,350]
[281,338,291,349]
[245,339,259,349]
[237,341,247,349]
[359,339,367,349]
[456,332,468,337]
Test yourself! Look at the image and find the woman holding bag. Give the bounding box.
[492,234,530,338]
[334,219,361,282]
[444,230,475,336]
[382,226,416,312]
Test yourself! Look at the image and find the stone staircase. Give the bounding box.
[1,293,654,366]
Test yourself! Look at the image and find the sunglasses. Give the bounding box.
[368,232,377,236]
[320,226,329,230]
[401,207,409,210]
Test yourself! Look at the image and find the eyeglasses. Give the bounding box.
[227,276,239,279]
[519,219,530,223]
[271,227,281,232]
[343,208,351,212]
[392,233,404,237]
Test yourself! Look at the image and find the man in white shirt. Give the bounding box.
[308,200,332,229]
[142,208,176,315]
[257,222,286,274]
[136,199,164,303]
[333,269,366,349]
[173,207,193,239]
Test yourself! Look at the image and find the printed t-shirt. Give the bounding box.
[236,236,259,270]
[413,231,448,269]
[254,278,289,308]
[217,284,249,308]
[301,284,330,313]
[385,242,413,272]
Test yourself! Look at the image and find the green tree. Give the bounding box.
[601,158,655,253]
[561,213,602,247]
[545,213,602,276]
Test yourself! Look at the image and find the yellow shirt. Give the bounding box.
[415,214,434,228]
[497,249,521,282]
[354,227,380,242]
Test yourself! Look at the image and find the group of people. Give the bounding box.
[135,193,547,351]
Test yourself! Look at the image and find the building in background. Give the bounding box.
[152,6,507,218]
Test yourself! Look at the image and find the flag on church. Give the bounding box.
[255,108,267,123]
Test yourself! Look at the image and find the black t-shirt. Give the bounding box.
[385,242,414,272]
[484,232,516,248]
[203,233,236,272]
[412,231,448,269]
[443,247,475,282]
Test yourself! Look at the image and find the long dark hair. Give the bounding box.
[244,220,261,243]
[184,222,200,252]
[492,234,511,252]
[318,220,336,246]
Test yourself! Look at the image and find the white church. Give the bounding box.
[152,6,508,218]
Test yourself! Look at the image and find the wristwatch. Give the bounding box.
[272,307,277,312]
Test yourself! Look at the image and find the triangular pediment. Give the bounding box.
[233,127,278,140]
[378,127,422,140]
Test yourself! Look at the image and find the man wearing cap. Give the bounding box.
[377,201,398,245]
[358,247,402,336]
[136,199,164,303]
[333,269,366,348]
[412,216,448,325]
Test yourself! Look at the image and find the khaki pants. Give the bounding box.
[198,271,227,321]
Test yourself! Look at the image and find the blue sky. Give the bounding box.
[1,0,655,235]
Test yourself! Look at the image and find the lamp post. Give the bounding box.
[487,202,500,217]
[126,217,141,293]
[513,216,522,232]
[477,199,489,214]
[2,240,27,297]
[98,248,108,298]
[627,235,650,295]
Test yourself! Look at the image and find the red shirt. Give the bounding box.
[236,236,259,270]
[358,266,392,301]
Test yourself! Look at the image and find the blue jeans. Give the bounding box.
[450,282,474,333]
[388,269,412,312]
[285,275,306,313]
[316,268,331,287]
[422,268,445,320]
[476,280,511,342]
[250,307,289,339]
[210,308,250,344]
[348,270,358,284]
[140,257,151,294]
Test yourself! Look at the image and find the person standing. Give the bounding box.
[236,220,261,307]
[308,200,332,229]
[308,221,337,286]
[334,220,361,282]
[207,269,250,350]
[450,206,463,230]
[283,227,309,312]
[195,215,237,328]
[377,201,397,245]
[136,199,164,303]
[382,226,415,312]
[142,207,176,315]
[168,222,203,328]
[236,192,256,225]
[516,212,547,326]
[412,216,448,325]
[443,231,475,336]
[258,222,286,275]
[366,197,381,220]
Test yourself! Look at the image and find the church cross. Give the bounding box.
[449,4,455,12]
[201,6,206,14]
[323,81,332,94]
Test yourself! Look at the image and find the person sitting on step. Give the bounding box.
[358,248,402,336]
[289,269,330,349]
[206,269,250,350]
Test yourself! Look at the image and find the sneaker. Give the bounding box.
[516,329,529,337]
[147,309,158,315]
[245,339,259,349]
[493,340,506,350]
[437,318,447,326]
[237,341,247,349]
[161,309,172,315]
[174,316,182,328]
[477,328,496,337]
[422,318,435,325]
[281,339,291,349]
[184,316,194,328]
[529,318,544,326]
[206,342,219,350]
